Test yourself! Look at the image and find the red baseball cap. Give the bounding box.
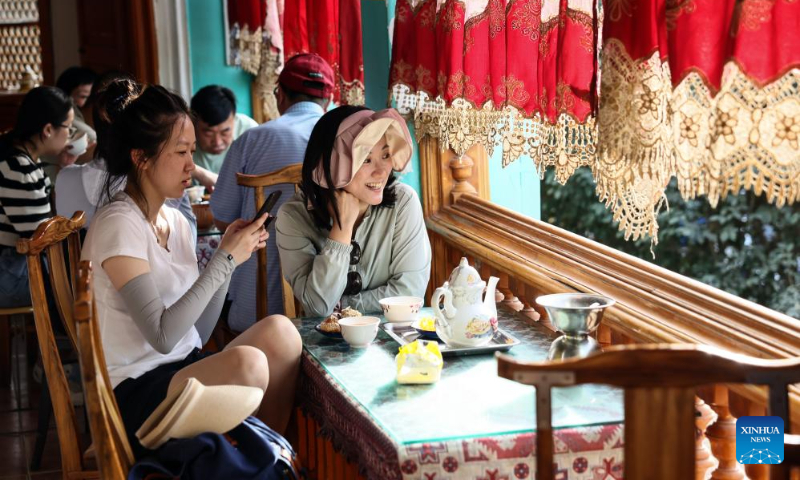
[278,53,335,99]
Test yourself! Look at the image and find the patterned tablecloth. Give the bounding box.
[196,228,222,271]
[296,307,625,480]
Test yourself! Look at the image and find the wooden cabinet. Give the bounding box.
[0,0,53,132]
[0,90,25,132]
[76,0,158,84]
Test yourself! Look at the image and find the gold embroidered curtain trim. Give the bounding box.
[598,39,800,242]
[389,0,599,187]
[342,78,366,106]
[393,84,596,182]
[232,24,264,76]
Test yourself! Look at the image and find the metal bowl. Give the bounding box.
[536,293,616,339]
[547,335,602,361]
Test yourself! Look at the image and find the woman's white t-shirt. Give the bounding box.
[81,193,201,388]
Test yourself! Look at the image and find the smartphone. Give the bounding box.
[254,190,282,227]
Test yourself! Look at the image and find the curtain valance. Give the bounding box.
[390,0,800,243]
[598,0,800,241]
[389,0,599,182]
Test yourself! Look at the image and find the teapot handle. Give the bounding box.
[432,286,456,320]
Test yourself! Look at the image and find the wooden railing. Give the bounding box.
[419,138,800,480]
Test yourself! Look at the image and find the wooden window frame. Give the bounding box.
[419,137,800,431]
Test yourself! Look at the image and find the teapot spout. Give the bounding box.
[484,276,499,307]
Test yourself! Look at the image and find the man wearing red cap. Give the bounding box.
[210,53,334,331]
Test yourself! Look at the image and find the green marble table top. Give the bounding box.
[297,307,624,446]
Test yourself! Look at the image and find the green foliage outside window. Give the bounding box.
[541,168,800,318]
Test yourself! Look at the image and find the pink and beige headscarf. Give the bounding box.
[312,108,413,189]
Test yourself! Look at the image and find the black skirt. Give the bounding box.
[114,348,213,459]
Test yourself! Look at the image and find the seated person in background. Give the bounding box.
[42,67,99,184]
[190,85,258,192]
[55,66,97,147]
[211,53,334,330]
[275,106,431,317]
[0,87,74,307]
[56,72,197,242]
[55,66,96,123]
[80,79,301,459]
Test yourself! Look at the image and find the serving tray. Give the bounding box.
[382,323,520,357]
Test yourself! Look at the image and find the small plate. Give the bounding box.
[382,323,520,357]
[411,320,439,340]
[314,324,343,339]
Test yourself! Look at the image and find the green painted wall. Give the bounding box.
[186,0,253,116]
[363,0,421,195]
[361,0,391,111]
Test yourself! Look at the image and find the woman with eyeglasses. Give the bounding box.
[0,86,74,308]
[276,106,432,317]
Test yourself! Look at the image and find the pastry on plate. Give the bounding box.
[340,306,362,318]
[319,314,341,333]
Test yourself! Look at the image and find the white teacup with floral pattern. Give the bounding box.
[379,296,423,323]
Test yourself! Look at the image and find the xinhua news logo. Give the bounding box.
[736,416,784,465]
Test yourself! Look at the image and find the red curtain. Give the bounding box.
[283,0,365,105]
[227,0,265,30]
[598,0,800,241]
[226,0,267,75]
[389,0,599,176]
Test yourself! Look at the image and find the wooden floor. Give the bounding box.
[0,315,80,480]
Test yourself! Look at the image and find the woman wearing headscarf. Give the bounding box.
[275,106,431,317]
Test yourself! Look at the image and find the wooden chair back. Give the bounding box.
[497,344,800,480]
[237,163,303,319]
[15,212,92,477]
[75,261,134,479]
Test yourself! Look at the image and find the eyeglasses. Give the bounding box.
[343,240,362,295]
[59,124,77,136]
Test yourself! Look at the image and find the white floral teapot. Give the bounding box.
[432,257,499,348]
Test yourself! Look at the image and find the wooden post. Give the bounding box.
[497,273,523,311]
[696,396,718,480]
[519,284,541,324]
[254,186,268,321]
[493,274,505,302]
[420,137,490,216]
[449,153,477,202]
[428,233,449,299]
[596,324,612,348]
[740,401,770,480]
[251,82,266,124]
[706,387,745,480]
[419,137,446,216]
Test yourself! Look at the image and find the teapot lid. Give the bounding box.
[447,257,485,289]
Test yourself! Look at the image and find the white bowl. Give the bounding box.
[339,316,380,348]
[185,185,205,204]
[65,132,88,157]
[379,296,423,323]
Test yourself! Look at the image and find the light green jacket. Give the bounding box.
[276,183,431,317]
